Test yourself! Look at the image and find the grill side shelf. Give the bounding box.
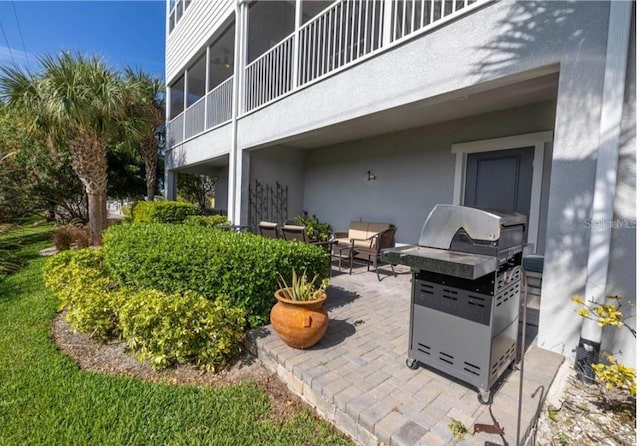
[382,246,497,280]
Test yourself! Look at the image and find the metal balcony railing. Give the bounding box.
[167,112,185,147]
[243,0,487,114]
[167,76,234,147]
[206,77,234,129]
[168,0,488,148]
[244,33,295,112]
[185,95,206,140]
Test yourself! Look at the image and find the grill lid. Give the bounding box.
[418,204,526,249]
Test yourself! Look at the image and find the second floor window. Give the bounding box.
[168,0,191,34]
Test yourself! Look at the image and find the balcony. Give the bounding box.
[167,0,490,149]
[168,77,233,147]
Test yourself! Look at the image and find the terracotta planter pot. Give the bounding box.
[270,289,329,349]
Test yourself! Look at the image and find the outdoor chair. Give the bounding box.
[281,224,334,253]
[350,226,397,281]
[258,221,280,239]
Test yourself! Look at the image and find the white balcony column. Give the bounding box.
[292,0,302,89]
[580,0,633,345]
[382,0,393,46]
[228,0,248,223]
[238,1,249,114]
[164,169,177,200]
[204,45,210,130]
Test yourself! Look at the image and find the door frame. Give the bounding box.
[451,131,553,253]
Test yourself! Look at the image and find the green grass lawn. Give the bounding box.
[0,224,351,445]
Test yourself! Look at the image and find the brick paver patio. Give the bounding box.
[247,264,564,446]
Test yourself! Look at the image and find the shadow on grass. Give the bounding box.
[0,277,22,304]
[1,224,55,287]
[2,226,54,247]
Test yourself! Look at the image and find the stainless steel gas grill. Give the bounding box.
[382,204,526,403]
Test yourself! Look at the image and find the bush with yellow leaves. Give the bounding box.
[572,295,636,401]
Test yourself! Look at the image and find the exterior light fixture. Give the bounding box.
[367,171,376,181]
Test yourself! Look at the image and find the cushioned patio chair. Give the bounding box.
[350,226,397,281]
[281,224,334,252]
[258,221,280,239]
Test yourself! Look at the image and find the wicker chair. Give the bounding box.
[350,226,397,281]
[258,221,280,239]
[281,224,334,252]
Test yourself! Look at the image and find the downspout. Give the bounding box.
[576,0,632,379]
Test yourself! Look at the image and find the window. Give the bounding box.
[247,1,295,63]
[208,23,235,91]
[169,76,185,119]
[301,0,333,24]
[186,55,206,106]
[168,0,190,34]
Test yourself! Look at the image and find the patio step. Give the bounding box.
[246,270,564,446]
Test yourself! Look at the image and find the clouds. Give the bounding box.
[0,45,33,70]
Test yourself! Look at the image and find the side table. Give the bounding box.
[331,243,353,275]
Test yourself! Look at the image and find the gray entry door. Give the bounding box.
[464,147,534,219]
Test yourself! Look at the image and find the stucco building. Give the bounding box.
[164,0,636,366]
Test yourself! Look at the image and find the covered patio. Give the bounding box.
[247,265,564,446]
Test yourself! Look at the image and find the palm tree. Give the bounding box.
[123,68,165,202]
[0,52,127,245]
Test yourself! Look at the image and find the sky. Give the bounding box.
[0,0,166,80]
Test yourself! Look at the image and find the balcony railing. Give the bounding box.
[167,113,184,147]
[168,0,488,148]
[243,0,487,113]
[185,95,206,139]
[207,77,234,128]
[168,76,234,147]
[298,0,384,86]
[245,33,295,112]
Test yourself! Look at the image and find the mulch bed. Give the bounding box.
[535,374,636,445]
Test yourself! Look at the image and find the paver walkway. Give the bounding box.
[247,265,564,446]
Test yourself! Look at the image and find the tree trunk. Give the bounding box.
[87,192,105,246]
[141,138,157,202]
[100,190,108,230]
[145,157,156,202]
[69,132,109,246]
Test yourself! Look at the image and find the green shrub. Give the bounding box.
[119,290,245,370]
[102,223,329,326]
[42,248,246,367]
[184,215,229,228]
[42,248,122,341]
[294,214,333,242]
[131,201,198,224]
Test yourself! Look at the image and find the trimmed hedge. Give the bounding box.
[102,223,329,327]
[43,248,246,370]
[184,215,229,228]
[131,201,198,224]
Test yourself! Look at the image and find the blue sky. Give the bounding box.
[0,1,165,79]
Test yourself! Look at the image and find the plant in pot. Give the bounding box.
[294,214,333,242]
[270,269,330,349]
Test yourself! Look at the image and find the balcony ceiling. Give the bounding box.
[279,73,559,150]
